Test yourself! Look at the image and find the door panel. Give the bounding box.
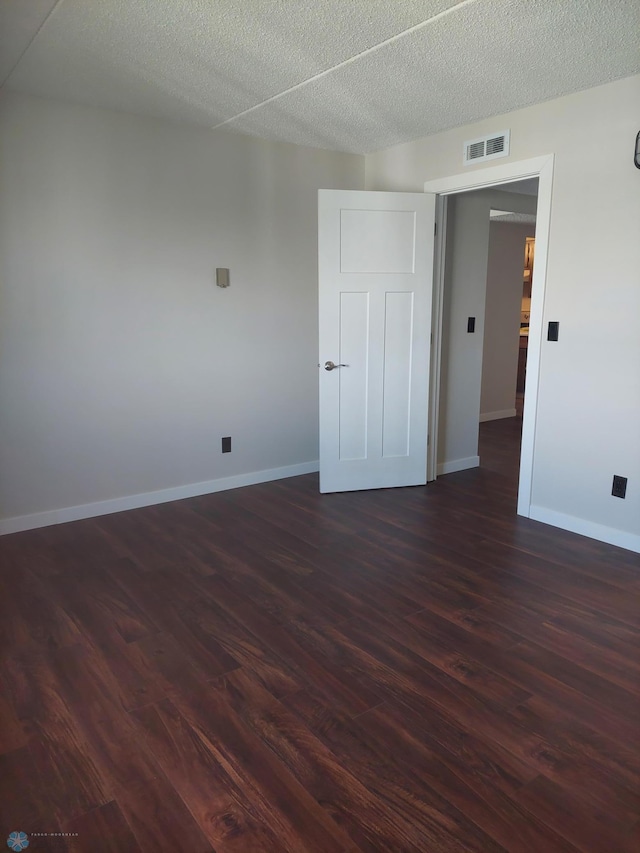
[319,189,435,493]
[338,291,369,461]
[382,291,413,458]
[340,209,416,273]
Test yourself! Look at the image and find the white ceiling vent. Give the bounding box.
[463,130,510,166]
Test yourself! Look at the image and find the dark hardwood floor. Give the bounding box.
[1,416,639,851]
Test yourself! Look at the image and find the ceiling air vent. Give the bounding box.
[463,130,510,166]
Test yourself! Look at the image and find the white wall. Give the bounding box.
[367,75,640,551]
[480,222,534,420]
[0,93,364,530]
[438,191,536,474]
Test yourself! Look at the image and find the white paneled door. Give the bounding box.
[318,189,436,493]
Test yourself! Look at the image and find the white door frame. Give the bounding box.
[424,154,554,517]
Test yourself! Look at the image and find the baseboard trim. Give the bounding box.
[0,460,320,536]
[479,408,517,422]
[437,456,480,476]
[529,505,640,554]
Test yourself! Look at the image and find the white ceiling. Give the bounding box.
[1,0,638,154]
[490,210,537,225]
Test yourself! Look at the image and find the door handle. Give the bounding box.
[323,360,348,371]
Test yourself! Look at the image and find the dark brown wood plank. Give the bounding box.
[46,639,215,851]
[356,702,582,853]
[218,668,507,853]
[1,649,110,823]
[405,607,640,742]
[0,694,28,754]
[361,609,533,710]
[157,689,360,853]
[513,694,640,788]
[176,598,302,698]
[0,745,59,838]
[458,598,640,691]
[194,573,384,715]
[514,775,636,853]
[66,801,142,852]
[102,559,243,681]
[621,821,640,853]
[130,699,287,852]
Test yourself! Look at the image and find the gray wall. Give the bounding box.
[0,93,364,527]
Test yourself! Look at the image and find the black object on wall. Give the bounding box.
[635,131,640,169]
[467,317,475,333]
[547,321,559,341]
[612,475,628,499]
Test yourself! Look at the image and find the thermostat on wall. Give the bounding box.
[216,268,230,288]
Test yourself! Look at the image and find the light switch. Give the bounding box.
[216,268,230,288]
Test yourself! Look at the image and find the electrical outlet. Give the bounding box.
[611,475,627,499]
[221,436,231,453]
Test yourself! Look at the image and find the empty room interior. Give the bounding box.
[0,2,639,852]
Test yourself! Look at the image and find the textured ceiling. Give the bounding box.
[0,0,59,84]
[2,0,639,153]
[494,178,539,197]
[490,211,537,225]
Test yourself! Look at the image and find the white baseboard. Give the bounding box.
[529,505,640,554]
[0,460,320,536]
[479,408,517,423]
[437,455,480,476]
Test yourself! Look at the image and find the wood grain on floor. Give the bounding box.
[0,416,638,851]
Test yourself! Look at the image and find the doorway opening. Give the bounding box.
[424,155,554,518]
[480,183,538,487]
[436,178,538,490]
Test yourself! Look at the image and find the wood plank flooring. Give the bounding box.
[1,417,638,851]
